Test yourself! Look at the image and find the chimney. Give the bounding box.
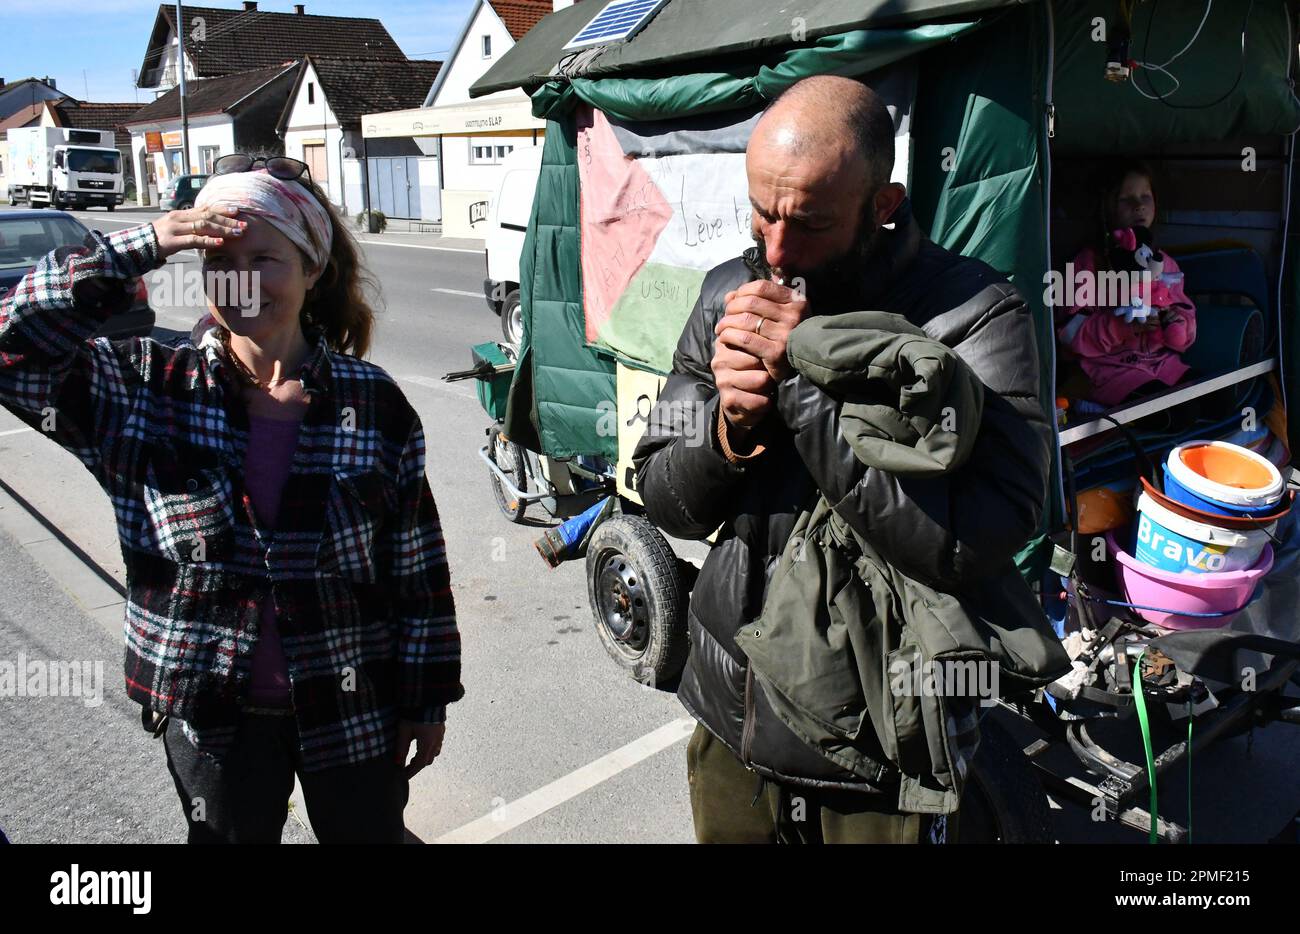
[294,4,305,13]
[44,76,57,89]
[242,1,257,10]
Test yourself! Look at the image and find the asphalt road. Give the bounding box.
[1,205,1298,845]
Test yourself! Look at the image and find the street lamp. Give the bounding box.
[176,0,191,175]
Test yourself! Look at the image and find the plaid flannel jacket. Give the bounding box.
[0,224,463,770]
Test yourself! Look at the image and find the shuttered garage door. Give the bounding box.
[366,156,422,220]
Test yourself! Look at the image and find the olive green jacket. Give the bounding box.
[736,312,1069,813]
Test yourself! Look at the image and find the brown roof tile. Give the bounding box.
[52,102,140,148]
[123,63,297,125]
[138,4,406,84]
[488,0,557,41]
[0,103,46,133]
[285,57,442,129]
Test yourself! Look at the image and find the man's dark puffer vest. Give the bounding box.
[632,198,1060,796]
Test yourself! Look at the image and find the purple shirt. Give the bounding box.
[244,412,304,706]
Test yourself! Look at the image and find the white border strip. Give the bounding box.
[356,239,483,254]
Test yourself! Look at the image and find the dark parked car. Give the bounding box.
[0,210,154,338]
[159,174,210,211]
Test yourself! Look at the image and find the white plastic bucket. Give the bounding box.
[1133,492,1273,574]
[1165,440,1285,511]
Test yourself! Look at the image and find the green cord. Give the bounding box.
[1132,648,1159,843]
[1133,650,1196,844]
[1187,699,1194,844]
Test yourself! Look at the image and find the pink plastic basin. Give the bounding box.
[1105,532,1273,630]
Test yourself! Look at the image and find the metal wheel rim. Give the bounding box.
[491,432,520,512]
[507,302,524,344]
[593,547,650,656]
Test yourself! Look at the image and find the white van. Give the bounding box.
[483,146,543,344]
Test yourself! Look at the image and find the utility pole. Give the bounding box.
[176,0,192,174]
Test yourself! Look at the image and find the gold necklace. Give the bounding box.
[219,328,304,390]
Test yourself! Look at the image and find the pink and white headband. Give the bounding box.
[194,169,334,270]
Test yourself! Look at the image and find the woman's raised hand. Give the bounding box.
[152,203,246,259]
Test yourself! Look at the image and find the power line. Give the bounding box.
[138,6,265,69]
[193,9,267,44]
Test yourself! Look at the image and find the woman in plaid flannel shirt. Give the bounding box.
[0,157,463,842]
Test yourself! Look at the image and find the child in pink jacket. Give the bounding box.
[1058,161,1196,407]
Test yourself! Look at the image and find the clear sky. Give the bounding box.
[0,0,474,103]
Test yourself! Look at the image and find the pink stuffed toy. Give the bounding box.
[1057,227,1198,407]
[1107,226,1180,322]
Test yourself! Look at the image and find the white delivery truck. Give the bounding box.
[7,127,125,211]
[483,146,543,345]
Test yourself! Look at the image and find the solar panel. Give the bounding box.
[563,0,669,50]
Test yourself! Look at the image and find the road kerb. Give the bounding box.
[0,479,126,640]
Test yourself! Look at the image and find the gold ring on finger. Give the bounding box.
[192,219,198,235]
[755,318,764,336]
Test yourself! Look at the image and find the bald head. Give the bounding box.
[753,76,895,191]
[744,75,905,286]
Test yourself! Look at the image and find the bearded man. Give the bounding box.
[633,75,1053,844]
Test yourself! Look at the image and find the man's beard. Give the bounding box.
[750,207,888,306]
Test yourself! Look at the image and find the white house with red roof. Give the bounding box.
[363,1,574,237]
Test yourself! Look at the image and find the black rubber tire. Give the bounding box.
[586,514,689,686]
[487,424,528,523]
[500,289,523,345]
[105,204,116,212]
[957,714,1055,843]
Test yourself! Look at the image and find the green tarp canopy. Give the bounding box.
[470,0,1022,98]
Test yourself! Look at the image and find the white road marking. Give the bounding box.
[432,287,483,298]
[356,239,483,254]
[0,426,34,438]
[153,310,200,325]
[399,374,476,400]
[435,718,696,844]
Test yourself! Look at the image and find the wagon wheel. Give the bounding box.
[586,515,689,686]
[957,714,1055,843]
[500,289,523,346]
[487,424,528,523]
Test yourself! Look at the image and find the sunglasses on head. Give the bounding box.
[213,153,312,184]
